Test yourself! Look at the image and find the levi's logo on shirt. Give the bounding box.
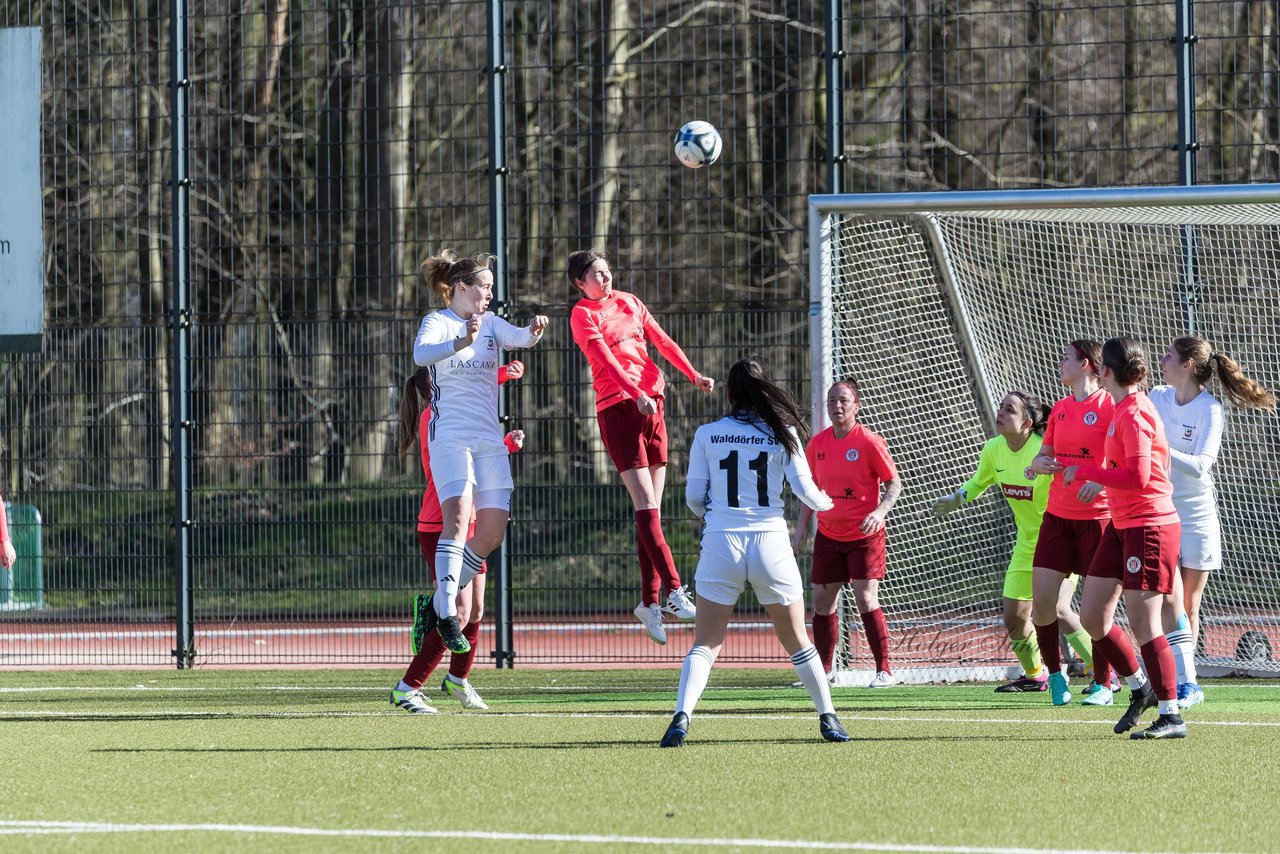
[1002,484,1033,501]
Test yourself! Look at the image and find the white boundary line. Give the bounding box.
[0,683,1276,694]
[0,821,1241,853]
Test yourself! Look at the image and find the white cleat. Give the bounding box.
[389,686,438,715]
[664,585,698,622]
[442,677,489,710]
[867,670,897,688]
[634,602,668,645]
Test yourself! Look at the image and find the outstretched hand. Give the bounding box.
[693,375,715,393]
[930,491,964,517]
[529,315,550,336]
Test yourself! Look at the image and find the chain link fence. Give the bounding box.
[2,0,1280,667]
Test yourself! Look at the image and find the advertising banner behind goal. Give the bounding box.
[0,26,44,353]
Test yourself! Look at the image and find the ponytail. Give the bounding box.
[1172,336,1276,410]
[725,356,810,457]
[398,370,432,458]
[419,249,495,306]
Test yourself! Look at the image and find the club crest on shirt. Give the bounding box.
[485,335,497,351]
[845,448,860,462]
[1024,466,1035,480]
[1183,425,1194,440]
[1125,556,1141,574]
[1083,411,1098,425]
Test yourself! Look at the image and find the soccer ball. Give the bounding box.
[673,121,722,169]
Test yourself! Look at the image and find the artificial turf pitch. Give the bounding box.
[1,668,1277,852]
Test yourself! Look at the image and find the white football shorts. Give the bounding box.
[694,529,803,607]
[428,437,513,503]
[1179,515,1222,572]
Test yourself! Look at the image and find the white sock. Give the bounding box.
[459,544,486,589]
[396,680,415,693]
[1158,699,1180,716]
[1124,670,1148,692]
[792,645,835,715]
[676,645,716,717]
[445,673,467,686]
[433,539,464,619]
[1167,616,1198,684]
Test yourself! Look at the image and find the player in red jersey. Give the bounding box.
[568,249,716,645]
[793,378,902,687]
[0,493,15,570]
[1027,340,1114,705]
[388,361,525,714]
[1065,336,1186,739]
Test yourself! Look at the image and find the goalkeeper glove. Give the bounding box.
[930,489,965,517]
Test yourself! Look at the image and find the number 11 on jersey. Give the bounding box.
[718,450,769,508]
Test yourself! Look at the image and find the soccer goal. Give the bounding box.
[809,184,1280,684]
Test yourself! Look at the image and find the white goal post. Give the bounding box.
[809,184,1280,684]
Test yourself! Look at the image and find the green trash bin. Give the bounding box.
[1,502,43,611]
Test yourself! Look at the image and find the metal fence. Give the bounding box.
[2,0,1280,668]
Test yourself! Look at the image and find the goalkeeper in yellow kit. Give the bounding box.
[931,391,1059,692]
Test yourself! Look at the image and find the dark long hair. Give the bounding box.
[725,356,810,457]
[1008,390,1051,436]
[398,369,432,458]
[1102,335,1148,386]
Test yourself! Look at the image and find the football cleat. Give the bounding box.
[442,677,489,710]
[660,712,689,748]
[389,686,438,715]
[995,674,1047,693]
[1049,671,1072,706]
[1177,682,1205,708]
[1080,685,1114,706]
[411,592,437,655]
[436,615,471,655]
[819,712,850,742]
[635,603,668,645]
[791,670,837,689]
[1114,683,1157,734]
[867,670,896,688]
[1082,678,1122,695]
[1130,713,1187,740]
[664,586,697,622]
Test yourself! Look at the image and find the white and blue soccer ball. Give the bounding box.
[673,120,722,169]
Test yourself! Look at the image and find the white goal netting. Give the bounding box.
[811,186,1280,682]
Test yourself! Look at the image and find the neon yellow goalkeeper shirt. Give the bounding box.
[960,434,1051,571]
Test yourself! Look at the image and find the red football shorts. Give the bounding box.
[1033,512,1108,575]
[811,529,887,584]
[597,396,668,473]
[1086,521,1180,593]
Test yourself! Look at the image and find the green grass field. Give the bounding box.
[1,668,1278,852]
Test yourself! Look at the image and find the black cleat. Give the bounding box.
[1114,683,1157,734]
[436,614,471,654]
[819,712,850,742]
[660,712,689,748]
[411,593,437,655]
[1130,713,1187,740]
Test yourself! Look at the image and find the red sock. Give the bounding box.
[1093,624,1140,678]
[636,538,660,606]
[448,619,482,680]
[861,607,891,673]
[636,509,681,592]
[402,631,447,689]
[1092,644,1112,687]
[1034,622,1062,673]
[812,611,839,673]
[1140,636,1176,702]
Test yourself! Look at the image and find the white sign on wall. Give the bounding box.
[0,27,43,353]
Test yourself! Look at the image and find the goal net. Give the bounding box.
[809,185,1280,684]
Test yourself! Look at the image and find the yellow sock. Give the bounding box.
[1065,628,1093,669]
[1010,634,1042,678]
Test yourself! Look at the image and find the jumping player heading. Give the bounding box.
[568,248,715,645]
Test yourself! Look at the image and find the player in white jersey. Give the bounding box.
[1152,336,1275,706]
[659,356,850,746]
[411,250,549,653]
